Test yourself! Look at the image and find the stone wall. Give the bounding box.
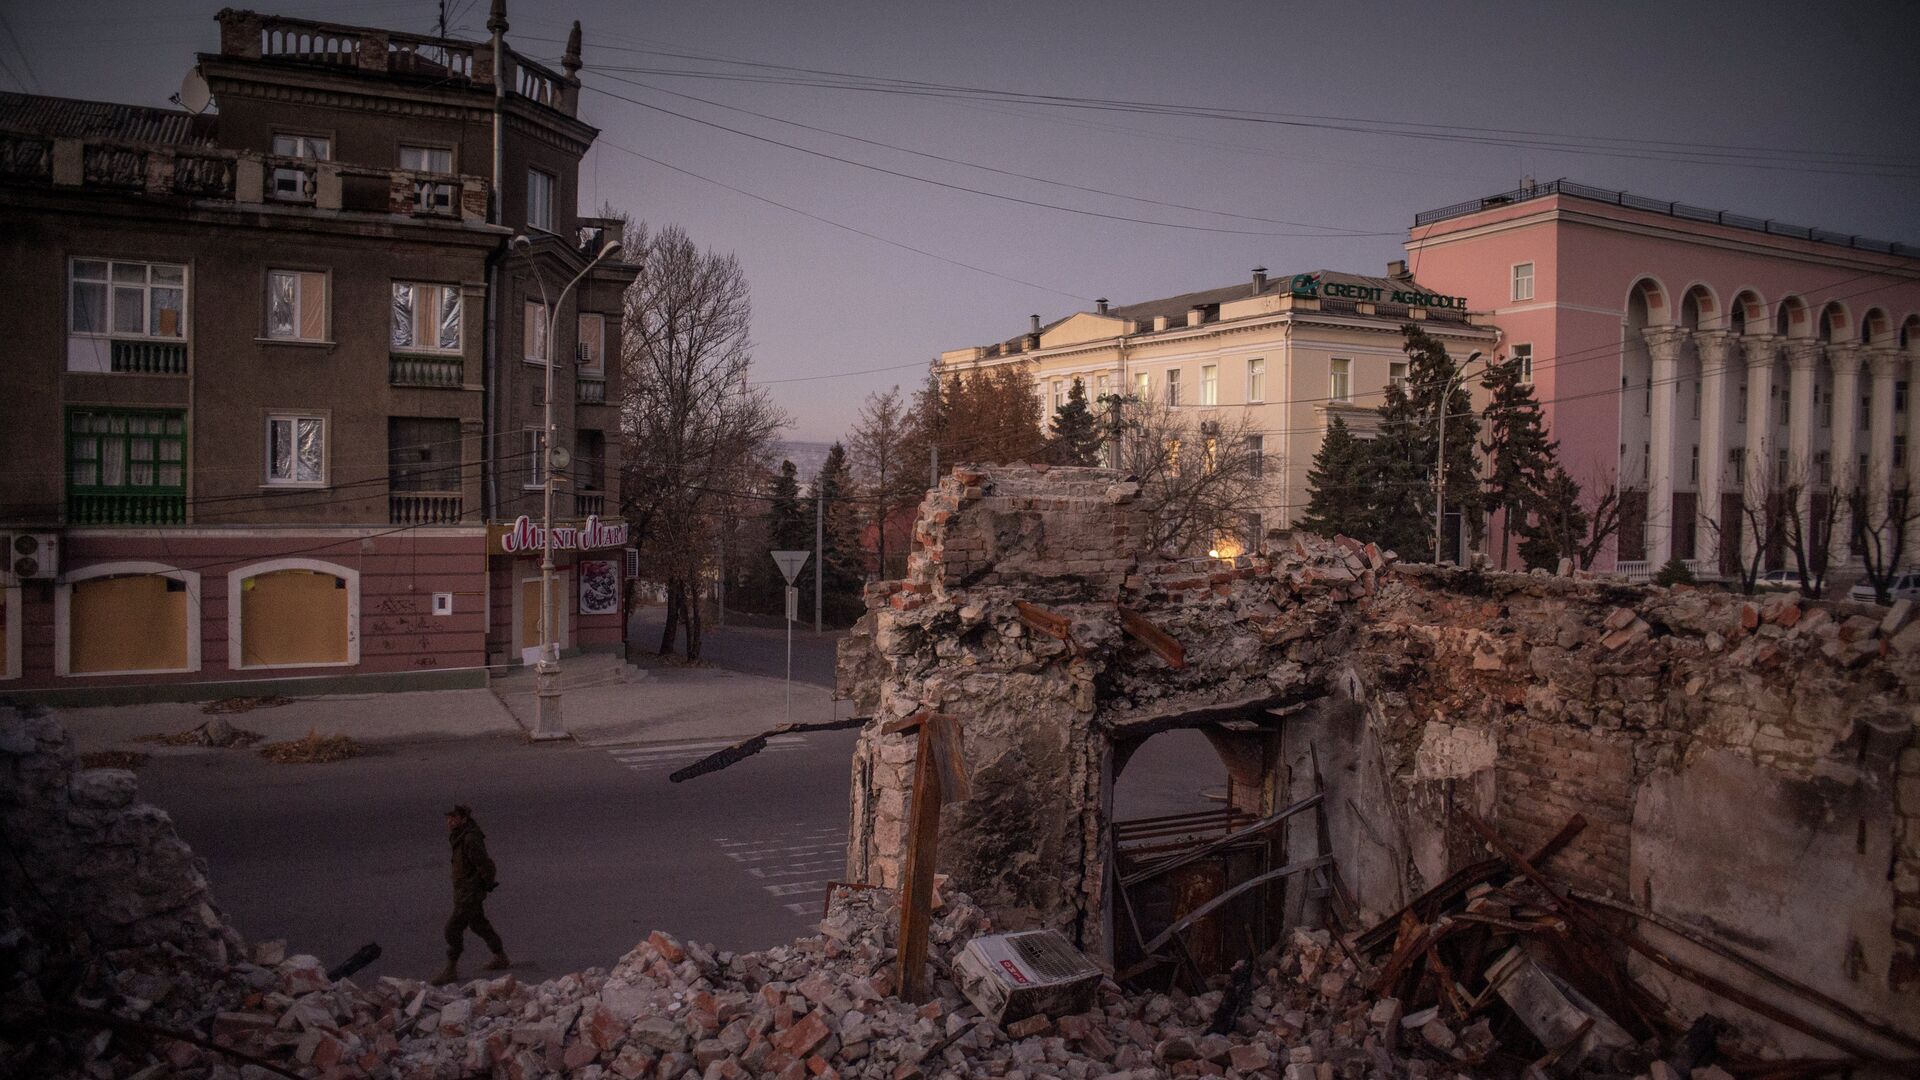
[0,706,242,967]
[839,464,1920,1057]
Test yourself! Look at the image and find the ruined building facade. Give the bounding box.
[838,464,1920,1059]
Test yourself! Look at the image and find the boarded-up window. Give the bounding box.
[240,569,349,667]
[71,574,188,673]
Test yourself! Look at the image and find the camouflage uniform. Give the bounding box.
[437,811,506,980]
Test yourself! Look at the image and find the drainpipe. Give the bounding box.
[484,0,508,520]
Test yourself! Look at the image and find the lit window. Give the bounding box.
[1511,262,1535,302]
[391,283,462,353]
[1135,371,1150,400]
[70,259,186,340]
[400,144,453,172]
[1201,364,1218,406]
[1247,358,1265,402]
[1203,437,1218,474]
[527,168,555,232]
[1511,344,1533,384]
[577,313,605,373]
[1329,358,1351,402]
[1166,369,1182,407]
[266,270,327,342]
[1167,438,1181,475]
[523,300,548,363]
[266,414,326,486]
[1389,361,1408,387]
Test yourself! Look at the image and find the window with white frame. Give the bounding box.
[69,258,188,348]
[1134,371,1149,400]
[1511,343,1533,384]
[1512,262,1535,302]
[1247,357,1265,402]
[1247,433,1264,478]
[1329,358,1352,402]
[1052,379,1065,411]
[524,428,546,489]
[523,300,548,363]
[527,168,555,231]
[1095,373,1111,401]
[391,283,461,352]
[266,270,327,341]
[1389,360,1408,388]
[1201,364,1218,405]
[1166,369,1182,406]
[266,414,326,485]
[577,312,605,373]
[400,144,452,172]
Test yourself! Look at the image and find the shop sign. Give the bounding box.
[1290,273,1467,311]
[489,514,630,555]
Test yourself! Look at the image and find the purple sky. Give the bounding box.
[8,0,1917,440]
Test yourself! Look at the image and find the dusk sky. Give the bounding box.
[9,0,1917,440]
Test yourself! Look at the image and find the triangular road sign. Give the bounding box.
[771,549,811,584]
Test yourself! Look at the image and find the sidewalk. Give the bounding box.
[62,685,522,754]
[487,651,848,746]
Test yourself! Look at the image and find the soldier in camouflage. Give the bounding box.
[432,804,510,985]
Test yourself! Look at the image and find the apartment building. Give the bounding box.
[1408,180,1920,575]
[0,6,638,698]
[937,267,1497,556]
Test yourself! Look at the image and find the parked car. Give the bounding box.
[1754,569,1810,592]
[1848,572,1920,604]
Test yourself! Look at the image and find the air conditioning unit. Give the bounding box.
[576,342,595,363]
[7,532,59,583]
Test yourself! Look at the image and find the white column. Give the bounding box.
[1865,348,1900,544]
[1828,345,1863,562]
[1642,326,1687,568]
[1741,336,1780,569]
[1785,342,1819,521]
[1695,331,1736,567]
[1906,354,1920,564]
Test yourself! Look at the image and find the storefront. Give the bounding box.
[483,514,631,666]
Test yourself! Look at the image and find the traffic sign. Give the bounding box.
[771,549,811,584]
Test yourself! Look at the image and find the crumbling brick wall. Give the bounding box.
[839,464,1920,1054]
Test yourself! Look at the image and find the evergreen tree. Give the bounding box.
[1518,466,1588,570]
[1480,355,1557,566]
[810,443,866,623]
[1046,378,1103,466]
[1364,379,1434,556]
[1366,324,1484,560]
[743,460,807,613]
[1299,415,1370,537]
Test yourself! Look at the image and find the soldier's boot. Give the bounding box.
[431,957,459,986]
[483,952,511,971]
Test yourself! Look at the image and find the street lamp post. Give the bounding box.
[1433,350,1485,565]
[511,234,623,740]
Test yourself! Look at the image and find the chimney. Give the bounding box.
[1387,259,1411,280]
[1029,314,1041,334]
[1252,266,1268,295]
[1153,315,1170,332]
[1187,306,1205,327]
[562,20,583,79]
[1095,298,1109,315]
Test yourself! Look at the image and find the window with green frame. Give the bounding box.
[67,409,187,524]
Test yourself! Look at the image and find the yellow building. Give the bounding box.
[937,265,1499,543]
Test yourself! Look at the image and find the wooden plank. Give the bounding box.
[1121,793,1322,888]
[881,710,931,736]
[923,713,971,804]
[1015,600,1074,642]
[895,722,943,1003]
[1117,606,1186,669]
[1140,855,1331,956]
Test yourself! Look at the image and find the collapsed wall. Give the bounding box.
[839,464,1920,1059]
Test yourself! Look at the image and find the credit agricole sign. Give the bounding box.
[488,514,631,555]
[1288,273,1467,311]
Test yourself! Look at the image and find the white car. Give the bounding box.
[1755,569,1809,592]
[1848,572,1920,604]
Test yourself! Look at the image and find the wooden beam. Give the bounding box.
[1117,606,1186,669]
[896,720,942,1003]
[922,712,971,803]
[1139,855,1330,956]
[1015,600,1074,642]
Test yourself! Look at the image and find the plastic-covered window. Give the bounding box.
[268,416,325,483]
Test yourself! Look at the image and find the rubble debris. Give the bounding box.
[78,749,150,770]
[202,694,295,715]
[951,930,1102,1024]
[143,715,264,747]
[1487,946,1635,1070]
[258,728,359,764]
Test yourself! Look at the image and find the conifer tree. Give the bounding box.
[743,460,808,613]
[810,443,866,623]
[1480,355,1557,565]
[1299,415,1370,537]
[1046,378,1103,466]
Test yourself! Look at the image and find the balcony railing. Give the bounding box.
[389,491,463,525]
[111,340,187,375]
[3,134,491,223]
[69,492,186,525]
[575,493,605,518]
[577,377,606,405]
[390,354,465,388]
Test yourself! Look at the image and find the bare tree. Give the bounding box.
[1111,395,1270,556]
[620,222,785,660]
[1519,462,1623,571]
[1779,458,1843,599]
[848,387,920,580]
[1850,480,1918,604]
[1715,454,1792,595]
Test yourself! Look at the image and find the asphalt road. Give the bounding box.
[629,606,841,688]
[139,726,863,984]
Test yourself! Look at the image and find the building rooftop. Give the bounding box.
[0,91,215,146]
[1411,178,1917,257]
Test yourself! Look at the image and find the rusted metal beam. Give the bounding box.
[896,720,942,1004]
[1121,793,1322,888]
[1140,855,1331,956]
[1117,606,1186,669]
[1015,599,1074,642]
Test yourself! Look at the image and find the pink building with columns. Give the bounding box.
[1408,180,1920,576]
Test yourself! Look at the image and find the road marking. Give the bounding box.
[709,824,850,923]
[597,735,808,774]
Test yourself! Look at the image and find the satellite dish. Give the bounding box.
[175,69,211,115]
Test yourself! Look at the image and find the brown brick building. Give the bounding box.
[0,6,638,700]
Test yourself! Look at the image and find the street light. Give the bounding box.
[510,234,623,741]
[1433,350,1486,565]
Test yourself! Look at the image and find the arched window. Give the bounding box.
[228,559,358,669]
[57,562,200,675]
